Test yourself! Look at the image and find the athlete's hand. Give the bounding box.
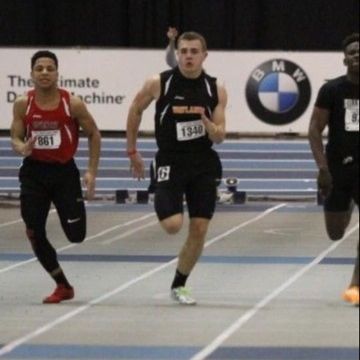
[202,114,218,137]
[130,153,146,181]
[167,27,178,42]
[317,168,333,198]
[21,137,37,157]
[83,171,96,200]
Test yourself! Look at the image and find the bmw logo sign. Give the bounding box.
[246,59,311,125]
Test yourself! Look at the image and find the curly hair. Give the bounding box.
[31,51,58,69]
[342,33,359,52]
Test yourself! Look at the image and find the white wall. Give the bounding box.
[0,48,344,134]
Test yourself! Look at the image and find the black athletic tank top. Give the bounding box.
[316,76,359,164]
[155,67,219,153]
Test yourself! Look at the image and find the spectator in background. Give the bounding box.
[166,27,179,68]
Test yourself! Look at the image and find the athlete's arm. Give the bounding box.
[10,96,36,156]
[309,106,330,170]
[166,44,178,69]
[308,106,332,196]
[126,75,160,180]
[202,83,227,144]
[166,27,178,68]
[71,96,101,199]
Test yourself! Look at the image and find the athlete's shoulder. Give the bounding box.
[321,75,347,89]
[12,95,29,120]
[216,80,227,101]
[57,88,72,102]
[142,74,161,95]
[160,68,176,80]
[14,94,28,105]
[204,72,217,83]
[13,94,29,110]
[69,93,87,116]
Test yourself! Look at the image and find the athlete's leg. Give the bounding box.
[19,163,72,282]
[343,174,360,304]
[323,178,353,240]
[155,187,199,304]
[349,243,359,287]
[175,181,216,279]
[19,161,75,303]
[44,163,85,304]
[160,214,184,235]
[170,168,218,305]
[21,190,74,302]
[176,218,210,276]
[21,192,56,274]
[155,186,184,235]
[324,211,354,241]
[349,180,359,287]
[343,241,359,305]
[53,164,86,243]
[328,167,360,304]
[170,217,210,305]
[324,206,358,303]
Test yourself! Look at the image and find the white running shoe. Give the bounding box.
[171,287,197,305]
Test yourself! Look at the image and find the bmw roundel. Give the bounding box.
[246,59,311,125]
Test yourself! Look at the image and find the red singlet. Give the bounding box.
[24,89,79,164]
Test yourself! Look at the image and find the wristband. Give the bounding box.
[127,149,138,157]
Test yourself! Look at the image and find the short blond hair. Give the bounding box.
[178,32,208,52]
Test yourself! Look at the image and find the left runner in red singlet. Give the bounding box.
[10,50,101,304]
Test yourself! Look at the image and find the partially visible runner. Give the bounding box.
[309,33,359,306]
[11,50,101,304]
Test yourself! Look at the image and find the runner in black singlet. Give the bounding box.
[309,33,359,306]
[127,32,227,305]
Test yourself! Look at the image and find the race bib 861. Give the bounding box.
[32,130,61,149]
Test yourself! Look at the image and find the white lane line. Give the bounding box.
[0,210,56,229]
[0,213,156,275]
[190,223,360,360]
[0,138,310,144]
[0,166,318,172]
[205,203,286,248]
[0,219,23,229]
[102,220,159,245]
[0,147,312,154]
[0,204,284,357]
[0,157,315,162]
[102,203,286,246]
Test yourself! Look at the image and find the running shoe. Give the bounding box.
[171,287,197,305]
[43,284,75,304]
[342,286,359,306]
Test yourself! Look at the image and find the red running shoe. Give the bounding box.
[43,285,75,304]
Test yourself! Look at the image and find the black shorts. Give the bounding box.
[19,158,86,241]
[152,150,222,221]
[324,162,359,212]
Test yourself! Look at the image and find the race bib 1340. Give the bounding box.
[176,120,206,142]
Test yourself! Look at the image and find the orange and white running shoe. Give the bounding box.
[342,286,359,306]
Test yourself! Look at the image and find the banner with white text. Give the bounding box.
[0,48,344,134]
